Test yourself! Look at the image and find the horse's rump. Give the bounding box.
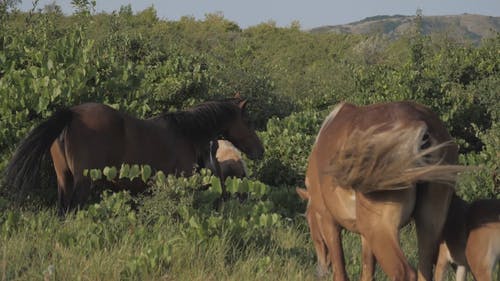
[4,109,73,197]
[304,101,468,281]
[322,102,467,193]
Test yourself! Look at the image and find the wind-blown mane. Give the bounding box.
[162,99,241,140]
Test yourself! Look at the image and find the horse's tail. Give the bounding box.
[327,123,468,193]
[4,109,73,197]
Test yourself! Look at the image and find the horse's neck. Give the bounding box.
[450,195,468,217]
[165,111,231,143]
[443,195,469,240]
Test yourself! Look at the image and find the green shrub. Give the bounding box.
[251,109,323,187]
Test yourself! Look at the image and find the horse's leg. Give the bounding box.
[356,190,417,281]
[413,183,453,281]
[359,229,415,281]
[455,265,467,281]
[319,216,348,281]
[308,210,330,277]
[468,260,493,281]
[50,141,73,215]
[71,175,92,210]
[434,242,450,281]
[466,231,494,281]
[360,236,375,281]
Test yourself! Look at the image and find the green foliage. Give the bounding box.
[83,165,284,244]
[457,122,500,200]
[0,9,213,175]
[251,110,323,186]
[0,4,499,280]
[142,171,282,244]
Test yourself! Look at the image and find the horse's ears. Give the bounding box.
[238,99,248,110]
[296,187,310,200]
[234,92,247,109]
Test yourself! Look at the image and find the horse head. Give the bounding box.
[223,97,264,160]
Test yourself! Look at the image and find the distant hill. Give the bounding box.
[310,14,500,43]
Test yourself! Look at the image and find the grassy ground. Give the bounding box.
[0,182,497,281]
[3,204,494,281]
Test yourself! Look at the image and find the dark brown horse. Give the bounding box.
[302,101,467,281]
[5,97,264,213]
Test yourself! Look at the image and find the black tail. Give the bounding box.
[4,109,73,199]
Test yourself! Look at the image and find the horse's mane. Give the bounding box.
[161,99,241,140]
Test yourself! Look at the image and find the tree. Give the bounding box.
[43,1,63,15]
[119,4,133,17]
[0,0,21,11]
[71,0,96,14]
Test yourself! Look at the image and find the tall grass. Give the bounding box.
[2,191,492,281]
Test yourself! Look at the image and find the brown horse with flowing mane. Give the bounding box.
[301,101,467,281]
[5,96,264,213]
[435,195,500,281]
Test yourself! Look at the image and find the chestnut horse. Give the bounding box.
[5,97,264,213]
[302,101,466,281]
[296,187,375,280]
[435,195,500,281]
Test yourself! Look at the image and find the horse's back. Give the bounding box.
[320,102,448,137]
[62,103,187,175]
[315,101,457,167]
[467,199,500,229]
[70,103,126,129]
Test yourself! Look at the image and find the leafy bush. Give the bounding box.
[251,109,324,187]
[0,3,499,280]
[457,122,500,200]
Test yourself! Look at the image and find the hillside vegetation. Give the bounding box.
[0,2,498,280]
[311,14,500,44]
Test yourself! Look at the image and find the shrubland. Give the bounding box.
[0,1,498,280]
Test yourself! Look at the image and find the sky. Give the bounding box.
[18,0,500,29]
